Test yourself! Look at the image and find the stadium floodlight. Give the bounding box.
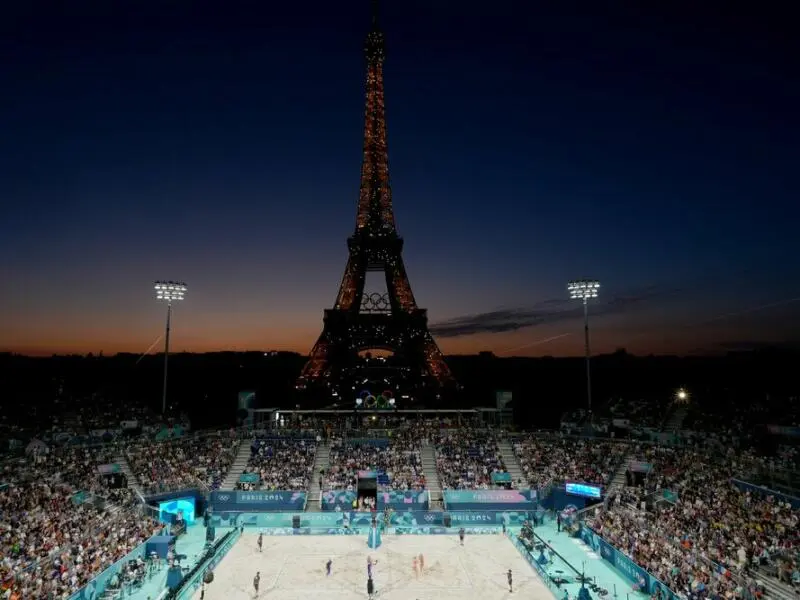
[154,281,187,414]
[567,279,600,418]
[155,282,186,303]
[675,388,689,403]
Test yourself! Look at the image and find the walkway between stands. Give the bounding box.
[130,525,233,600]
[532,518,647,600]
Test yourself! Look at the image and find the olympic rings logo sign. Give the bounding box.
[356,389,395,408]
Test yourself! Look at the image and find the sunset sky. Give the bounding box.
[2,1,798,357]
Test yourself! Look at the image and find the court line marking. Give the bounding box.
[269,555,288,590]
[278,587,474,593]
[457,553,476,589]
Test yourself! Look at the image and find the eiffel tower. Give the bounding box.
[297,1,455,400]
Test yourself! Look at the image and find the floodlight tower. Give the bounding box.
[568,279,600,417]
[154,281,187,414]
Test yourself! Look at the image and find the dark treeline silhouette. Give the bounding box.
[1,349,798,431]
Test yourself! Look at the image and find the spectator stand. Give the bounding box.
[588,443,799,599]
[434,427,508,490]
[0,457,161,599]
[512,433,630,492]
[125,430,241,495]
[235,434,317,491]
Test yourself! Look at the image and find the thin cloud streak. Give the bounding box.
[430,284,671,338]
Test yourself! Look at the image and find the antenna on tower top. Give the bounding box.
[371,0,380,28]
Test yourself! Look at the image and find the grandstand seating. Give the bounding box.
[236,437,316,490]
[0,445,160,598]
[2,412,798,599]
[512,436,628,488]
[125,434,240,493]
[434,428,509,490]
[323,422,432,491]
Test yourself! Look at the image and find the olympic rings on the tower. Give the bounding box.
[357,389,395,408]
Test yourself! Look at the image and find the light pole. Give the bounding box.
[568,279,600,418]
[154,281,187,414]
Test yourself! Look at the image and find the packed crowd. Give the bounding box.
[591,444,800,596]
[434,428,508,490]
[237,437,316,490]
[125,434,240,494]
[0,444,159,599]
[3,405,799,600]
[324,423,434,491]
[513,436,628,488]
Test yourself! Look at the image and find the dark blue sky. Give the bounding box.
[1,0,798,356]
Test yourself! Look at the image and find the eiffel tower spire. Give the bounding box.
[359,0,391,233]
[297,1,456,398]
[371,0,380,29]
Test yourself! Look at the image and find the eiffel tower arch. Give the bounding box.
[297,1,456,402]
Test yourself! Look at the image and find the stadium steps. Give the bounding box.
[661,404,689,432]
[754,569,796,600]
[421,445,443,509]
[605,452,635,499]
[498,439,528,488]
[115,453,145,501]
[220,441,253,489]
[306,441,330,511]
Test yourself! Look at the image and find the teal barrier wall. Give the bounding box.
[444,489,536,510]
[580,526,715,600]
[68,531,164,600]
[177,529,242,600]
[209,510,532,532]
[508,533,559,599]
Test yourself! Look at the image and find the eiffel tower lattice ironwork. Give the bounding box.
[297,1,455,397]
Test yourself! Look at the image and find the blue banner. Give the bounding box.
[731,478,800,510]
[322,490,357,511]
[581,526,680,600]
[444,489,535,511]
[491,472,512,483]
[210,490,306,512]
[239,473,259,483]
[209,510,531,530]
[378,489,429,510]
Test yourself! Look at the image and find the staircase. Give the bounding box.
[115,453,145,501]
[605,452,635,500]
[661,404,689,432]
[305,441,330,511]
[752,567,796,600]
[498,439,528,488]
[221,441,253,489]
[421,445,443,509]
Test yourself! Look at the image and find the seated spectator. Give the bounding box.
[236,438,316,490]
[0,444,160,598]
[590,445,797,597]
[324,424,427,491]
[126,434,240,493]
[434,428,507,490]
[513,436,628,488]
